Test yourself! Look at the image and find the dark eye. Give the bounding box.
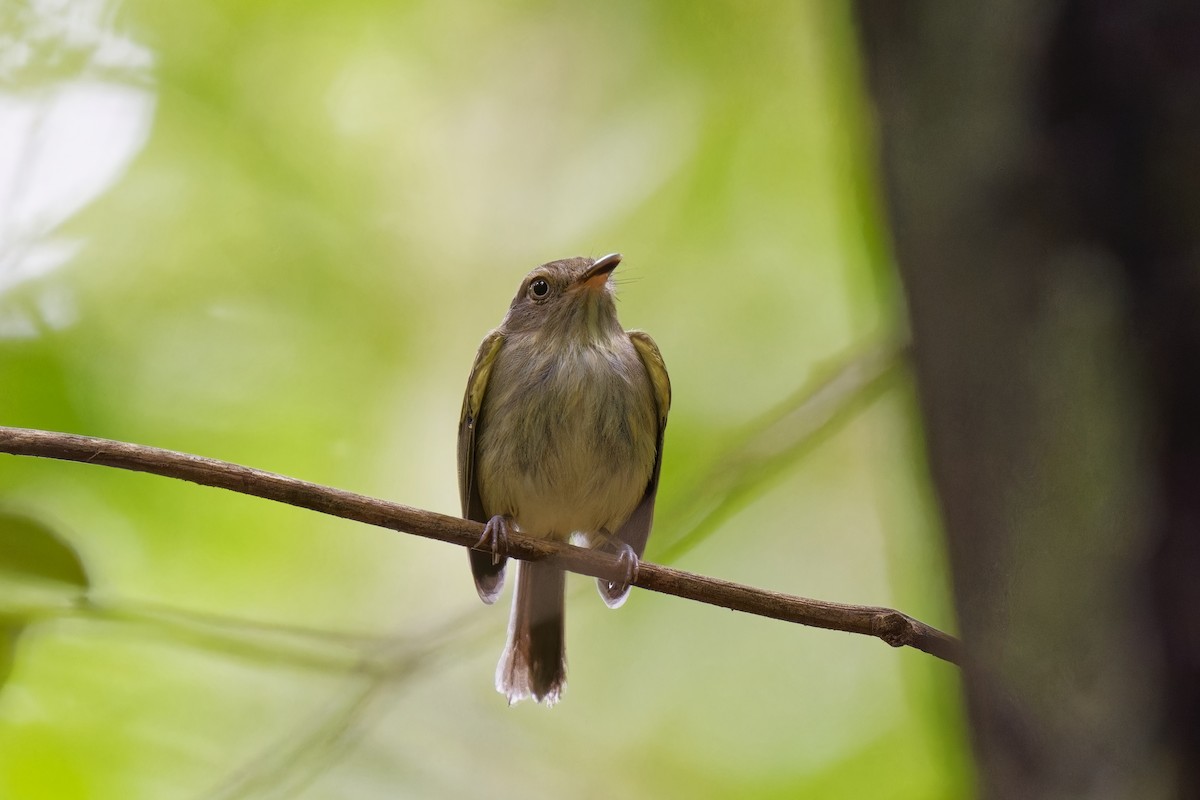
[529,278,550,300]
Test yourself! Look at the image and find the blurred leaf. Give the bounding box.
[0,511,89,596]
[0,626,18,697]
[0,511,89,692]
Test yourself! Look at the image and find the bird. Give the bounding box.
[457,253,670,705]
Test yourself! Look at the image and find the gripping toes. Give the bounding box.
[597,540,640,609]
[479,514,513,566]
[470,515,512,604]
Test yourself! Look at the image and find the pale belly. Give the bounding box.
[475,338,657,539]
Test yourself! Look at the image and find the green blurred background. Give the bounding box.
[0,1,969,797]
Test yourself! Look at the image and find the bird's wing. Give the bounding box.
[458,329,507,603]
[607,330,671,583]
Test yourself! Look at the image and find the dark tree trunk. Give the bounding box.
[855,2,1200,797]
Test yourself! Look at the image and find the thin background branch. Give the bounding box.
[659,338,908,562]
[0,425,961,664]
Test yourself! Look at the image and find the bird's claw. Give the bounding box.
[598,540,640,609]
[478,515,512,566]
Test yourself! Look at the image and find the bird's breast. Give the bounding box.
[475,337,657,538]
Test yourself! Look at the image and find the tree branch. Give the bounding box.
[0,426,962,665]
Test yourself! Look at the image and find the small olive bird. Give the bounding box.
[458,254,670,705]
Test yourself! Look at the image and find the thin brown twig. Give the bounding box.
[0,426,962,665]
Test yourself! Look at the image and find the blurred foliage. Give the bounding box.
[0,0,969,798]
[0,511,90,690]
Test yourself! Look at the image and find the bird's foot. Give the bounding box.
[478,514,513,566]
[595,533,640,609]
[470,514,512,604]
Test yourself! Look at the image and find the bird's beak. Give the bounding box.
[578,253,621,293]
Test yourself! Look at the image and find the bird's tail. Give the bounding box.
[496,560,566,705]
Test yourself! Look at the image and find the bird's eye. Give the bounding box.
[529,278,550,300]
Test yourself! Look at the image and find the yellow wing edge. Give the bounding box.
[629,330,671,425]
[458,329,506,517]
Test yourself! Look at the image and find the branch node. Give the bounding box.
[873,611,914,648]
